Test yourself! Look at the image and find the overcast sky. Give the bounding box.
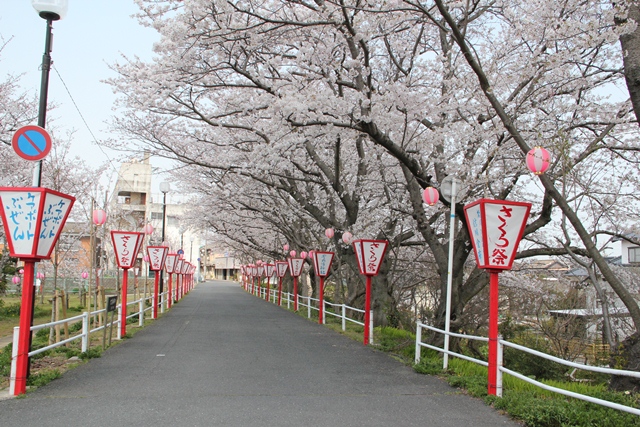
[0,1,169,189]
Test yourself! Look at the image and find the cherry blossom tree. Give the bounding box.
[107,1,640,358]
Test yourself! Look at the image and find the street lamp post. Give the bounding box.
[159,182,170,301]
[31,0,68,187]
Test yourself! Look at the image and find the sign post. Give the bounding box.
[147,246,169,319]
[287,258,304,311]
[111,231,145,338]
[463,198,531,396]
[257,263,265,299]
[275,261,288,306]
[165,253,177,306]
[265,263,275,301]
[175,258,184,301]
[11,125,52,161]
[0,187,75,396]
[352,239,389,345]
[311,251,334,325]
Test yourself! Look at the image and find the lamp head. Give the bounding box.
[159,182,170,193]
[32,0,69,20]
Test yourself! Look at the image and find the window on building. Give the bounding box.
[629,247,640,263]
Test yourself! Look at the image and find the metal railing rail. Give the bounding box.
[9,289,171,395]
[245,284,373,343]
[415,322,640,416]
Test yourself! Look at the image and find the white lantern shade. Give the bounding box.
[463,199,531,270]
[32,0,69,20]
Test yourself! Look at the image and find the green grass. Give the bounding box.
[414,352,640,427]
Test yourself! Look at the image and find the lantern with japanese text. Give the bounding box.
[0,187,75,396]
[165,252,178,306]
[311,251,335,325]
[287,257,304,311]
[147,246,169,318]
[111,231,145,338]
[275,261,288,306]
[526,146,551,175]
[463,199,531,396]
[353,239,389,345]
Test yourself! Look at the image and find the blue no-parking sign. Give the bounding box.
[11,125,52,161]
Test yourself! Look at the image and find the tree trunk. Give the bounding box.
[617,2,640,124]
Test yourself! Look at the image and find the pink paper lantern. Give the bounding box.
[325,228,334,239]
[342,232,353,244]
[36,272,44,279]
[289,250,297,258]
[422,187,439,206]
[283,244,289,251]
[143,223,154,235]
[12,276,20,285]
[92,209,107,226]
[526,146,551,175]
[143,255,150,262]
[308,250,314,259]
[300,251,307,259]
[19,269,24,274]
[81,271,89,279]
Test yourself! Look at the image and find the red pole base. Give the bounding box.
[488,270,500,396]
[121,269,128,338]
[318,277,325,324]
[364,276,372,346]
[153,273,160,319]
[13,260,36,395]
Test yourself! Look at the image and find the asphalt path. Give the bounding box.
[0,281,518,426]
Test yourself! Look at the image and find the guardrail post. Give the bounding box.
[287,292,290,310]
[81,312,89,353]
[497,335,503,397]
[341,304,346,331]
[139,300,144,326]
[369,309,374,344]
[9,326,19,395]
[117,306,122,340]
[322,300,326,324]
[307,297,311,319]
[415,323,422,364]
[161,292,166,314]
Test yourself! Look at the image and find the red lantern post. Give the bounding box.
[352,239,389,345]
[287,257,304,311]
[164,253,178,306]
[0,187,75,396]
[175,258,184,300]
[147,246,169,319]
[251,264,257,295]
[463,199,531,396]
[275,261,288,306]
[265,263,275,301]
[311,251,334,325]
[111,231,145,338]
[256,262,265,299]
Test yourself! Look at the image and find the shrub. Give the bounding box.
[503,332,567,381]
[27,369,61,387]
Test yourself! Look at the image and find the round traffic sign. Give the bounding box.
[177,249,184,255]
[11,125,52,161]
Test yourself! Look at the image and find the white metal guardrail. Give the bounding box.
[415,322,640,416]
[8,290,170,395]
[246,285,374,344]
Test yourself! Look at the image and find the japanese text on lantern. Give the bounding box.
[7,192,38,243]
[467,204,485,265]
[366,243,379,273]
[119,235,131,265]
[490,205,512,266]
[40,199,66,239]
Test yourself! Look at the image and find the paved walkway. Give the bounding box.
[0,281,517,426]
